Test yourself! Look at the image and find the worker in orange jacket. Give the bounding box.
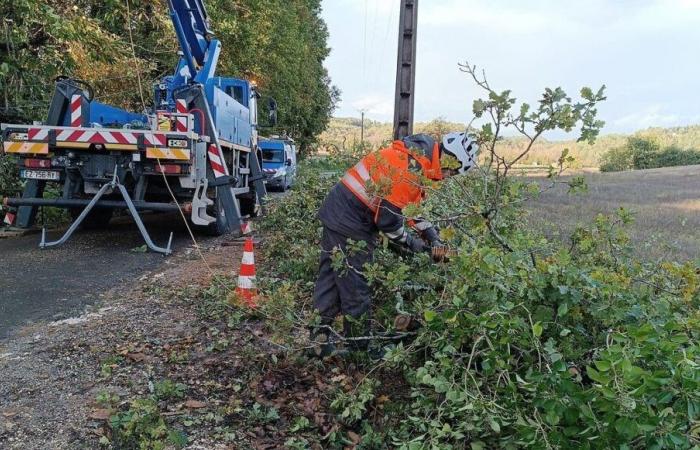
[311,132,478,356]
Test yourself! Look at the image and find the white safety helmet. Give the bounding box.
[441,132,479,175]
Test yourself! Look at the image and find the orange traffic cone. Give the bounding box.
[240,221,252,235]
[235,236,257,307]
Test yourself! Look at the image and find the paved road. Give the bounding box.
[0,213,197,340]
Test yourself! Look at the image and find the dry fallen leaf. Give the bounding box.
[348,430,362,444]
[330,374,346,383]
[89,409,112,421]
[126,352,146,362]
[376,395,390,404]
[184,399,206,409]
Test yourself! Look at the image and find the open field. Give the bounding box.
[525,165,700,262]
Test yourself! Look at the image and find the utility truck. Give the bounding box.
[260,137,297,191]
[0,0,274,254]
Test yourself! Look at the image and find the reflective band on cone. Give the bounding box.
[235,237,258,307]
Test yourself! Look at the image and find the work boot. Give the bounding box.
[308,323,345,358]
[367,344,387,362]
[343,316,371,353]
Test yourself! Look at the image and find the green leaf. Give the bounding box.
[586,366,611,384]
[424,310,437,322]
[532,322,543,337]
[594,360,611,372]
[614,417,638,439]
[557,303,569,317]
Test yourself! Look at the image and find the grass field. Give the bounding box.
[525,165,700,262]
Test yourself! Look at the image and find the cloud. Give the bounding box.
[351,93,394,118]
[614,105,683,129]
[420,0,571,33]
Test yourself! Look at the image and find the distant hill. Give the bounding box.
[320,117,700,168]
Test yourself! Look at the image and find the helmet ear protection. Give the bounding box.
[401,134,443,180]
[441,132,479,175]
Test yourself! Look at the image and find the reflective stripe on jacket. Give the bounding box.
[340,139,441,216]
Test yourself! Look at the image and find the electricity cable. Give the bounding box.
[155,158,214,276]
[362,0,369,91]
[125,0,148,112]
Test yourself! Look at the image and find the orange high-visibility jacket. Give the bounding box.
[339,139,441,242]
[341,140,442,215]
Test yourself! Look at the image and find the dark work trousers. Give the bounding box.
[313,225,376,323]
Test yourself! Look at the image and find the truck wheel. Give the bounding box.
[69,208,113,230]
[239,190,261,218]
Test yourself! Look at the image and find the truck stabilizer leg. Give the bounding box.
[177,85,242,234]
[40,169,173,255]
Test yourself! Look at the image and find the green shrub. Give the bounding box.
[0,154,21,222]
[257,69,700,448]
[261,160,700,449]
[653,145,700,168]
[599,136,700,172]
[599,145,633,172]
[629,136,661,169]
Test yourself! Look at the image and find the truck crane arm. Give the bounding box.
[168,0,220,84]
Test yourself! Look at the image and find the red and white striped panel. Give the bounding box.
[28,128,49,141]
[27,128,167,147]
[3,212,16,226]
[175,100,188,132]
[208,144,227,178]
[70,95,82,128]
[143,132,167,147]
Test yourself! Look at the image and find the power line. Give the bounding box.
[125,0,147,112]
[380,0,399,71]
[362,0,368,90]
[368,0,379,89]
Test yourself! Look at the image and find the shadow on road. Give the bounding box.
[0,212,199,340]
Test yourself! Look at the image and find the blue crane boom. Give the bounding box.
[168,0,220,84]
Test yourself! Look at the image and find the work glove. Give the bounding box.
[405,233,429,254]
[421,225,441,245]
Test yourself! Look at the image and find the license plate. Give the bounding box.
[20,169,60,181]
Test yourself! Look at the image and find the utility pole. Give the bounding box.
[393,0,418,140]
[360,110,365,147]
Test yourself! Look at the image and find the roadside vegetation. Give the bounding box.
[244,67,699,448]
[2,1,700,447]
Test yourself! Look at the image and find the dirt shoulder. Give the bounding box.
[0,235,248,449]
[0,231,378,450]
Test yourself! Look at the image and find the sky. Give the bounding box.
[320,0,700,136]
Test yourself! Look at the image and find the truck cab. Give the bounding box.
[260,137,296,191]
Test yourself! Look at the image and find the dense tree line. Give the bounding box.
[0,0,338,150]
